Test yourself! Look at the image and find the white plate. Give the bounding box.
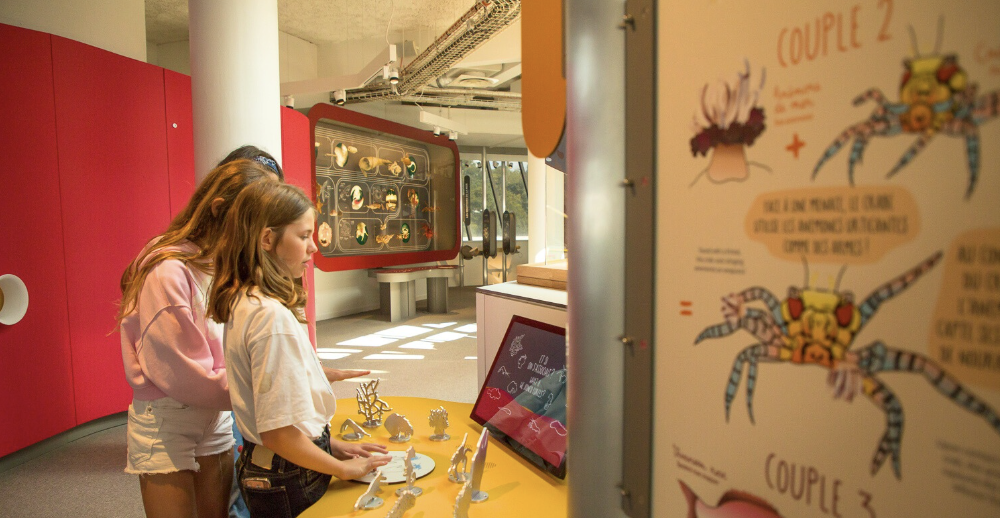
[354,450,435,484]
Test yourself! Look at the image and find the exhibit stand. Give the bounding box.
[475,281,568,390]
[299,397,567,517]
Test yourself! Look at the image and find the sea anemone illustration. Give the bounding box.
[690,60,769,186]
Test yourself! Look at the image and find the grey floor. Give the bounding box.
[0,286,479,518]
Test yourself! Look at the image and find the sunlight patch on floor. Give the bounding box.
[363,353,426,360]
[376,325,433,339]
[336,335,398,347]
[423,331,468,343]
[317,352,352,360]
[423,322,457,328]
[454,323,477,333]
[399,341,436,350]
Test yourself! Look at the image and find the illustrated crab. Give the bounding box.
[694,251,1000,478]
[812,25,999,198]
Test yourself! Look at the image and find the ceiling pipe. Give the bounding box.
[339,0,521,111]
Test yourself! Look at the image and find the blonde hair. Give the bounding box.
[208,181,315,324]
[116,159,272,324]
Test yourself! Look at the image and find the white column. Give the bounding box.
[527,152,547,264]
[189,0,282,180]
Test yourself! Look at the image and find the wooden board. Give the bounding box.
[516,260,567,290]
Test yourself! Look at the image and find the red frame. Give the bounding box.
[307,103,461,272]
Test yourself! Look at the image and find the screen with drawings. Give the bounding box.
[471,316,567,479]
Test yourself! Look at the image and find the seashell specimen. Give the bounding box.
[359,156,392,175]
[350,185,364,210]
[388,162,402,176]
[356,222,369,245]
[318,222,332,247]
[333,143,357,168]
[402,155,417,177]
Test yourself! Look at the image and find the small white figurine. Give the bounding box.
[447,433,472,483]
[384,413,414,443]
[385,489,417,518]
[469,428,490,503]
[394,446,423,497]
[429,406,450,441]
[453,479,473,518]
[340,418,371,442]
[353,469,386,511]
[357,379,392,428]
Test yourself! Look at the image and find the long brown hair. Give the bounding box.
[116,159,272,324]
[208,181,315,324]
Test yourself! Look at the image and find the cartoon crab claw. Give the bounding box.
[828,364,863,402]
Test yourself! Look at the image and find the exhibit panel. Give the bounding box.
[308,104,460,272]
[52,35,175,423]
[297,397,568,518]
[475,283,567,391]
[654,1,1000,516]
[0,24,77,458]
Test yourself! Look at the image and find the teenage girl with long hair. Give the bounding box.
[209,181,390,517]
[117,159,273,517]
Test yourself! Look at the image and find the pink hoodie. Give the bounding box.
[120,240,231,410]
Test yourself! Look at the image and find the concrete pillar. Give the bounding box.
[527,152,547,264]
[189,0,282,180]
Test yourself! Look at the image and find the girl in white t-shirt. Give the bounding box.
[208,181,389,517]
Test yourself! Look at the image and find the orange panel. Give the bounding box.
[522,0,567,158]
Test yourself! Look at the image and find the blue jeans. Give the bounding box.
[230,422,250,518]
[237,427,333,518]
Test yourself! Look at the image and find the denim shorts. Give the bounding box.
[237,427,333,518]
[125,397,234,474]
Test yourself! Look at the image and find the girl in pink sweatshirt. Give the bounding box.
[117,159,272,518]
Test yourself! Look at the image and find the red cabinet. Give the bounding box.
[0,23,309,457]
[0,25,77,457]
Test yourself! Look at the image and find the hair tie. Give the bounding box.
[253,155,280,174]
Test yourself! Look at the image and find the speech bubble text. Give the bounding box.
[745,185,921,264]
[930,228,1000,391]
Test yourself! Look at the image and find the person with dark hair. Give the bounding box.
[218,145,284,181]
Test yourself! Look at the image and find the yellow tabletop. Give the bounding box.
[299,397,568,518]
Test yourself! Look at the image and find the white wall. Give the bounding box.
[0,0,146,61]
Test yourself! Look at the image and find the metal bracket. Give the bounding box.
[618,14,636,31]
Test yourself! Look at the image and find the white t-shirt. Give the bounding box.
[223,289,336,445]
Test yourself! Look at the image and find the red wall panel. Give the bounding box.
[0,24,77,457]
[281,107,318,347]
[164,70,196,218]
[51,36,174,423]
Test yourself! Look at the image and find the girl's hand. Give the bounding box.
[331,438,388,460]
[323,367,370,383]
[338,454,392,480]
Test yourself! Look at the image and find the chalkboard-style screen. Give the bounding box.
[471,316,567,479]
